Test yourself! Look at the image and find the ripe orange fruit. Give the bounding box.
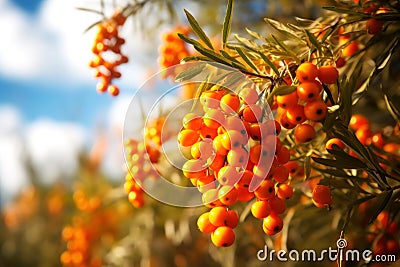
[251,200,271,219]
[263,213,283,235]
[366,18,383,35]
[276,91,299,109]
[297,82,320,101]
[197,212,217,233]
[312,185,332,208]
[304,100,327,121]
[318,65,339,84]
[286,104,306,124]
[211,226,235,247]
[296,62,319,83]
[325,138,346,150]
[294,124,316,143]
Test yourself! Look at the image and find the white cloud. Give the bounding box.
[0,0,158,87]
[25,119,86,184]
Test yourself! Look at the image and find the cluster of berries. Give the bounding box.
[88,11,128,96]
[124,139,160,208]
[177,84,297,246]
[158,26,191,79]
[275,62,336,144]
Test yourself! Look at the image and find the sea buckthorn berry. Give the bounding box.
[284,161,299,176]
[297,82,320,102]
[213,135,229,156]
[254,179,276,200]
[249,122,272,141]
[312,185,332,208]
[191,139,214,160]
[200,125,218,140]
[280,111,297,129]
[263,213,283,235]
[218,186,238,206]
[202,189,222,208]
[197,212,217,233]
[220,93,240,114]
[276,183,294,200]
[318,65,339,84]
[251,200,271,219]
[372,133,385,148]
[203,109,225,129]
[275,146,290,165]
[286,104,306,124]
[296,62,319,83]
[197,175,216,193]
[249,144,270,165]
[221,130,248,150]
[183,113,202,130]
[178,129,200,146]
[349,114,369,130]
[355,125,373,145]
[238,87,258,105]
[294,124,316,143]
[268,196,286,214]
[182,159,207,178]
[227,147,248,168]
[242,104,263,123]
[304,100,327,121]
[225,210,239,228]
[326,138,346,150]
[217,166,241,186]
[342,41,359,57]
[272,165,289,183]
[224,116,247,133]
[276,91,299,109]
[211,226,235,247]
[336,57,346,68]
[209,207,229,227]
[200,91,223,109]
[366,18,383,35]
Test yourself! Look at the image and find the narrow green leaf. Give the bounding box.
[312,157,366,169]
[177,33,203,47]
[222,0,233,48]
[193,45,231,66]
[368,190,393,224]
[83,20,102,33]
[245,28,267,41]
[181,55,210,62]
[174,64,206,82]
[219,50,244,66]
[184,9,214,50]
[76,7,103,15]
[234,47,260,73]
[270,34,289,52]
[305,29,322,53]
[257,52,280,76]
[384,94,400,122]
[265,18,302,41]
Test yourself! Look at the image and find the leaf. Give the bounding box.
[304,29,322,53]
[312,157,366,169]
[219,50,245,66]
[174,64,206,82]
[184,9,214,50]
[270,34,289,53]
[76,7,103,15]
[178,33,203,47]
[304,156,311,180]
[222,0,233,48]
[234,47,260,73]
[245,28,267,42]
[193,45,231,66]
[257,52,280,76]
[384,94,400,122]
[265,18,303,41]
[83,20,102,33]
[368,190,393,224]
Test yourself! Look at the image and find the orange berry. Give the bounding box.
[251,200,271,219]
[217,166,241,186]
[191,139,214,160]
[218,185,238,206]
[318,65,339,84]
[203,109,225,129]
[296,62,318,83]
[182,159,206,178]
[276,91,299,109]
[220,93,240,114]
[178,129,200,146]
[371,133,385,148]
[286,104,306,125]
[312,185,332,208]
[349,114,369,130]
[304,100,327,121]
[276,183,293,200]
[213,135,229,156]
[294,124,316,143]
[183,113,202,130]
[211,226,235,247]
[275,146,290,165]
[366,18,383,35]
[336,57,346,68]
[263,213,283,235]
[254,179,275,200]
[355,124,373,145]
[272,165,289,183]
[342,41,359,57]
[227,147,249,168]
[242,104,263,123]
[280,111,297,129]
[199,125,218,140]
[297,82,320,102]
[197,212,217,233]
[268,196,286,214]
[284,161,299,176]
[221,130,248,150]
[209,207,229,227]
[225,210,239,228]
[202,188,222,208]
